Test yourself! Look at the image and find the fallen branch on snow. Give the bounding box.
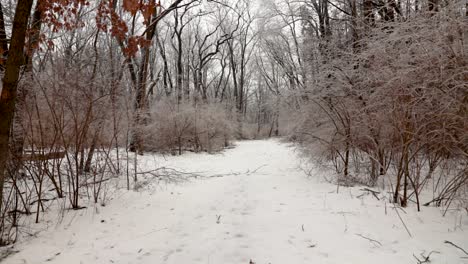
[360,188,380,200]
[205,165,267,178]
[0,247,19,262]
[134,165,268,191]
[355,233,382,247]
[393,203,412,238]
[45,252,61,262]
[444,240,468,256]
[137,167,202,179]
[413,250,439,264]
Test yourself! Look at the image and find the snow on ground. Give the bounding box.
[3,140,468,264]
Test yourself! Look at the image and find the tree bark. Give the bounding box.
[11,1,43,162]
[363,0,375,26]
[0,0,34,224]
[428,0,439,13]
[0,3,8,69]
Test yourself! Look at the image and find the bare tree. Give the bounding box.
[0,1,34,237]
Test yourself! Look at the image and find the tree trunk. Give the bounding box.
[11,1,43,163]
[129,5,160,153]
[363,0,375,26]
[428,0,439,13]
[349,0,360,51]
[0,3,8,69]
[0,0,34,226]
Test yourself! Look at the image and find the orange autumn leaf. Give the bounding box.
[140,0,156,24]
[123,0,140,15]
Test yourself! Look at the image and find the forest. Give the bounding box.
[0,0,466,263]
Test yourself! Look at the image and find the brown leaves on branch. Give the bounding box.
[39,0,89,31]
[97,0,159,57]
[124,0,159,21]
[96,1,128,40]
[123,0,141,15]
[29,0,162,57]
[124,36,151,57]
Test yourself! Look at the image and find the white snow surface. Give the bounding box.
[4,140,468,264]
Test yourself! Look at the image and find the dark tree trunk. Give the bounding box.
[12,1,43,162]
[0,3,8,69]
[428,0,439,13]
[0,0,34,225]
[349,0,360,52]
[130,5,158,153]
[363,0,375,26]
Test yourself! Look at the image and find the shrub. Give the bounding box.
[142,100,234,154]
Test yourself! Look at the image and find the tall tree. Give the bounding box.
[97,0,196,153]
[10,1,44,162]
[0,0,35,223]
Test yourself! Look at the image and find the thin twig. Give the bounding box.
[444,240,468,256]
[393,203,412,237]
[0,247,19,262]
[249,164,267,174]
[355,233,382,247]
[134,228,168,240]
[360,188,380,200]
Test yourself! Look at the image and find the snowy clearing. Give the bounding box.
[3,140,468,264]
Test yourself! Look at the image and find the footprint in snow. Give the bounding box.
[234,233,246,238]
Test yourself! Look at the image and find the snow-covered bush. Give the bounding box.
[294,12,467,209]
[142,100,234,154]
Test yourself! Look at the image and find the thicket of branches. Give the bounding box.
[0,0,280,245]
[0,0,466,246]
[287,1,467,211]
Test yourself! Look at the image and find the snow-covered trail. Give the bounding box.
[5,140,468,264]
